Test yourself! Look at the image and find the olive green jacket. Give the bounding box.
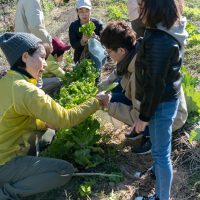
[43,54,65,79]
[0,70,99,165]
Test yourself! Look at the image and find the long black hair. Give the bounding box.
[139,0,184,29]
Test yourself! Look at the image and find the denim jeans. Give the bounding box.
[149,99,179,200]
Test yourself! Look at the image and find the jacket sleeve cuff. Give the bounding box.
[36,119,47,130]
[139,114,150,122]
[107,102,116,116]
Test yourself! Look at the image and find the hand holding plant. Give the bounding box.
[96,91,111,108]
[80,34,89,46]
[79,21,96,38]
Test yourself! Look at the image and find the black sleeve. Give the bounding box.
[139,37,175,122]
[92,18,104,36]
[69,21,83,49]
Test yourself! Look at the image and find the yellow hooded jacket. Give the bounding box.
[0,70,99,165]
[43,54,65,79]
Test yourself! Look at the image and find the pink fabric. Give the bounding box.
[127,0,139,21]
[52,37,70,53]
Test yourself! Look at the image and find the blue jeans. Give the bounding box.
[149,99,179,200]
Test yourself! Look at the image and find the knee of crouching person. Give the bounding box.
[59,160,75,176]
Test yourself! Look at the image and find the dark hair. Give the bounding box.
[100,21,136,51]
[139,0,183,29]
[52,50,64,58]
[12,45,40,68]
[44,41,64,58]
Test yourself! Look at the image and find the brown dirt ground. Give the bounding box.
[0,2,200,200]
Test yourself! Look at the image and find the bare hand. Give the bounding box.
[81,35,89,46]
[49,42,53,53]
[132,119,148,133]
[46,123,57,130]
[92,32,96,38]
[96,91,111,108]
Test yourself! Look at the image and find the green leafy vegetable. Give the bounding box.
[42,59,104,168]
[79,21,96,37]
[189,128,200,142]
[104,82,119,93]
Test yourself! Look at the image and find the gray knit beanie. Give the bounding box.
[0,32,42,66]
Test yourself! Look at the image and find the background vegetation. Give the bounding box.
[0,0,200,199]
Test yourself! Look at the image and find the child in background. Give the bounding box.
[41,37,70,96]
[43,37,70,79]
[69,0,103,67]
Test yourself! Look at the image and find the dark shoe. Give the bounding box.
[125,130,143,141]
[149,169,156,180]
[135,195,159,200]
[132,136,151,155]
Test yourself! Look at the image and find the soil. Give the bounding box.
[0,2,200,200]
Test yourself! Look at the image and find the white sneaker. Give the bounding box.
[135,195,159,200]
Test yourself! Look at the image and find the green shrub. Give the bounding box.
[181,66,200,122]
[184,7,200,21]
[186,22,199,36]
[42,0,54,14]
[107,3,128,21]
[188,34,200,45]
[189,128,200,142]
[185,0,200,9]
[184,43,200,71]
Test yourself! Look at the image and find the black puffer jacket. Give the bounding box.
[135,28,182,122]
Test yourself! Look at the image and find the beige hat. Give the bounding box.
[76,0,92,9]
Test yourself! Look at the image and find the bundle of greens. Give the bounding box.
[43,59,104,168]
[79,21,96,37]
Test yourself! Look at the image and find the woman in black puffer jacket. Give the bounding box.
[133,0,188,200]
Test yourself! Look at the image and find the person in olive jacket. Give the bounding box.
[69,0,103,64]
[0,32,109,199]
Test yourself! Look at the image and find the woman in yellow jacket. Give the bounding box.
[0,32,109,199]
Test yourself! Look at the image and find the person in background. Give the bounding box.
[127,0,145,39]
[0,32,109,199]
[69,0,103,66]
[41,37,71,96]
[15,0,53,93]
[126,0,152,154]
[44,37,71,79]
[132,0,188,199]
[15,0,52,49]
